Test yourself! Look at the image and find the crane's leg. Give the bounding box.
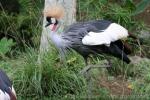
[106,58,113,73]
[83,56,88,66]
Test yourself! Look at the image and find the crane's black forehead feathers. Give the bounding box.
[46,17,51,22]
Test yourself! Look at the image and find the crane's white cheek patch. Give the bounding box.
[51,18,56,24]
[0,90,10,100]
[82,23,128,46]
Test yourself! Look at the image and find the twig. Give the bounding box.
[80,60,110,75]
[79,60,110,98]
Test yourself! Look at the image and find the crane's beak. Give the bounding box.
[45,23,57,31]
[45,22,51,27]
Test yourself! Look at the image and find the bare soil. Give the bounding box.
[97,76,132,96]
[135,5,150,26]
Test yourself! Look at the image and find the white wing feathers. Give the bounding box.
[82,23,128,46]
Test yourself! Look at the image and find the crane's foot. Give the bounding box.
[106,59,113,73]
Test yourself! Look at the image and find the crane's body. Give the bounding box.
[43,5,135,65]
[0,69,16,100]
[48,20,131,64]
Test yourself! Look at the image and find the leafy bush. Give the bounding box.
[77,0,149,30]
[0,0,43,50]
[0,37,15,58]
[132,0,150,15]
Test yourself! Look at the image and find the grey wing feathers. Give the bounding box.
[65,20,112,33]
[62,20,113,46]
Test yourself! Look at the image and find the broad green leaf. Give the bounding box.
[0,38,15,56]
[132,0,150,15]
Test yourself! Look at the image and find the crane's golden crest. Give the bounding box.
[43,4,64,19]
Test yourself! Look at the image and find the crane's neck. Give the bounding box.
[47,24,63,47]
[49,31,63,48]
[49,31,69,58]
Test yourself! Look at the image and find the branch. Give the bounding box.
[80,60,111,75]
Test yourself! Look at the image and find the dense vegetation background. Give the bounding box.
[0,0,150,99]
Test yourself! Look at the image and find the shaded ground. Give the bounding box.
[87,56,150,98]
[98,76,132,96]
[135,7,150,26]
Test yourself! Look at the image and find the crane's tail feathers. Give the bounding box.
[114,40,132,55]
[122,42,132,55]
[109,44,131,64]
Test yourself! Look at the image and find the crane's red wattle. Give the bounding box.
[52,25,57,31]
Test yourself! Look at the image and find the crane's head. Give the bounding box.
[43,4,64,31]
[45,17,58,31]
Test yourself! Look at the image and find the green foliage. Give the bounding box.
[104,3,134,29]
[77,0,137,30]
[13,48,86,98]
[0,0,43,50]
[121,58,150,95]
[132,0,150,15]
[123,0,136,11]
[77,0,108,21]
[0,37,15,57]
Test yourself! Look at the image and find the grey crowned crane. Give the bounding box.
[44,6,136,65]
[0,69,16,100]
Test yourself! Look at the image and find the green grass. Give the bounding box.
[0,47,87,99]
[1,46,150,99]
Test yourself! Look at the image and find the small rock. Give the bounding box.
[129,56,143,64]
[138,30,150,39]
